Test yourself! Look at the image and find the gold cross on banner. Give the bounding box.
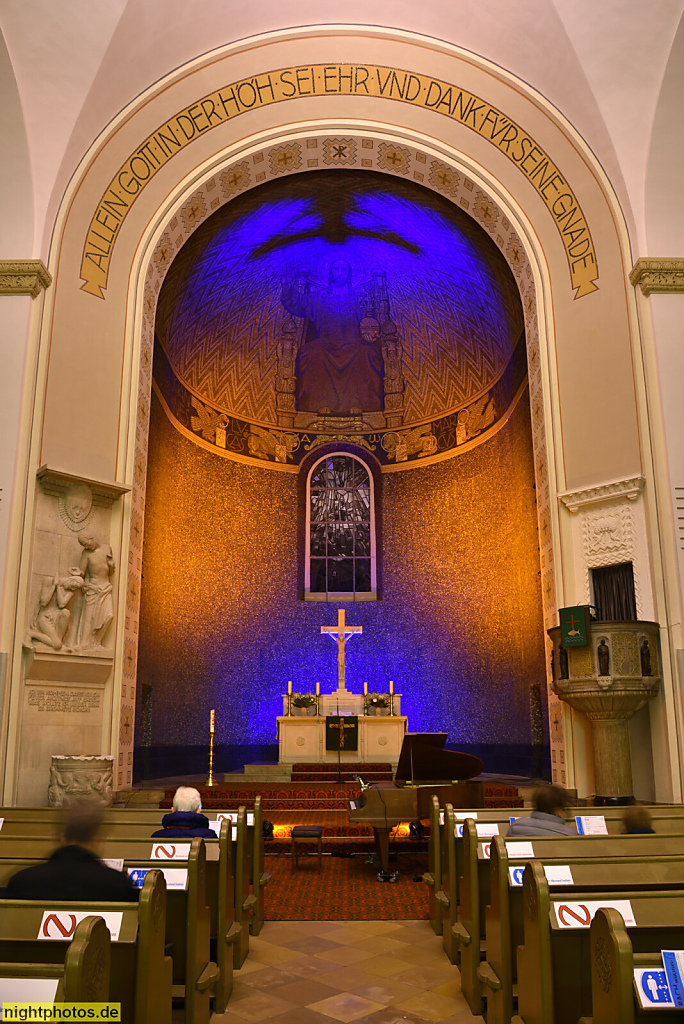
[321,608,362,692]
[337,718,355,746]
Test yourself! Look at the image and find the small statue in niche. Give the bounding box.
[72,532,116,651]
[597,638,611,676]
[558,645,569,680]
[640,638,652,677]
[24,571,84,651]
[550,649,556,681]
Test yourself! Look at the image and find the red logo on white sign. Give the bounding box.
[42,913,77,938]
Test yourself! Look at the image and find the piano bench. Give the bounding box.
[291,825,323,870]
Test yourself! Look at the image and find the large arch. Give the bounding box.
[5,27,677,804]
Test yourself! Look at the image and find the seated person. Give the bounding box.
[151,785,216,838]
[3,804,138,901]
[507,784,576,837]
[622,804,655,834]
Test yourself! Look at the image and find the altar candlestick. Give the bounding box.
[364,682,368,694]
[210,709,215,732]
[316,681,320,695]
[288,680,292,694]
[389,680,394,694]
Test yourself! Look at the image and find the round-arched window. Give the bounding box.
[305,454,377,601]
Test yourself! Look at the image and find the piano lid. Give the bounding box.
[395,733,483,783]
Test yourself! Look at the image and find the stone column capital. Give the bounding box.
[0,259,52,298]
[629,257,684,296]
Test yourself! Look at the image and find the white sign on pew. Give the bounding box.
[575,814,608,835]
[544,864,574,886]
[38,910,123,941]
[0,977,59,1010]
[0,817,4,832]
[507,841,534,859]
[457,822,499,838]
[454,812,478,820]
[150,842,191,860]
[103,858,124,871]
[634,969,677,1009]
[212,811,255,826]
[552,899,635,928]
[662,950,684,1008]
[129,867,188,890]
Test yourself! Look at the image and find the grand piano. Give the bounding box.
[348,732,484,877]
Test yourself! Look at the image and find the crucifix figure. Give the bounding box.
[321,608,362,692]
[336,718,356,748]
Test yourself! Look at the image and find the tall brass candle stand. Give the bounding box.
[205,708,218,787]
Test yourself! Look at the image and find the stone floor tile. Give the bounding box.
[352,979,426,1005]
[314,967,382,992]
[349,936,408,954]
[275,979,342,1005]
[322,925,376,945]
[267,1008,340,1024]
[249,943,308,966]
[227,990,297,1023]
[235,958,269,977]
[362,1008,434,1024]
[429,981,466,1000]
[361,955,417,978]
[392,964,461,990]
[394,991,466,1022]
[241,966,301,992]
[307,993,385,1022]
[388,944,443,966]
[284,956,349,980]
[314,946,372,966]
[288,936,343,955]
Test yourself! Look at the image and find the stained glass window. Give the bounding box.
[306,455,376,600]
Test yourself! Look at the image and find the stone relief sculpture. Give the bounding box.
[58,482,94,532]
[48,755,114,807]
[73,532,116,652]
[381,320,404,428]
[24,571,84,651]
[597,638,611,677]
[640,637,652,676]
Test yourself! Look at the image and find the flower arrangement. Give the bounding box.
[291,692,317,708]
[366,693,389,709]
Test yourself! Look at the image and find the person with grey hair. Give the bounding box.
[151,785,216,838]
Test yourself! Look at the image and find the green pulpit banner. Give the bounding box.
[559,605,591,647]
[326,715,359,751]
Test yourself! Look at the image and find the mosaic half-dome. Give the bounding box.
[155,170,523,431]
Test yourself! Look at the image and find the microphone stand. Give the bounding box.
[336,696,342,784]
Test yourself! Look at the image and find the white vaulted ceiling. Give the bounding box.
[1,1,683,257]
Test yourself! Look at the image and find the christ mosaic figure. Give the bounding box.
[280,259,384,415]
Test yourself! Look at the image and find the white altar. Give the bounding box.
[277,712,407,764]
[277,609,407,765]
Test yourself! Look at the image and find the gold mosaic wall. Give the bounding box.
[137,385,546,768]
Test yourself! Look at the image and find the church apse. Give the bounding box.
[136,170,547,779]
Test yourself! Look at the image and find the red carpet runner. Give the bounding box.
[264,852,430,920]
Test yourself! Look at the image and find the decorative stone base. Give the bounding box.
[48,754,115,807]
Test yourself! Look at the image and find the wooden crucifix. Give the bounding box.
[321,608,362,692]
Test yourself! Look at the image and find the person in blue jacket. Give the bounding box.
[152,785,216,838]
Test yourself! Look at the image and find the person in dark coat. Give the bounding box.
[3,805,139,902]
[151,785,216,838]
[622,805,655,834]
[507,784,576,837]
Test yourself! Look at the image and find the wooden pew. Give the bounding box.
[233,807,256,967]
[0,870,171,1022]
[514,859,684,1024]
[0,837,216,1024]
[422,796,442,935]
[0,915,110,1004]
[481,833,684,1024]
[581,907,680,1024]
[250,795,270,936]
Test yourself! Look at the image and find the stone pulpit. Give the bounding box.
[548,620,661,803]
